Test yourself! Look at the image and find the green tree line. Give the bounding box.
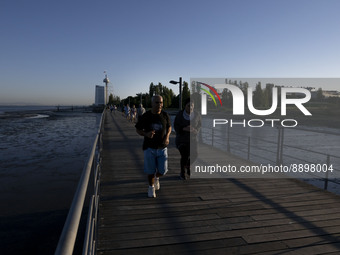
[190,79,340,113]
[111,81,191,109]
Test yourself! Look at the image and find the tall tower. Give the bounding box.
[103,71,110,105]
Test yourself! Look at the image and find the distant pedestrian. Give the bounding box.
[174,98,201,180]
[137,104,146,121]
[124,104,130,119]
[135,95,172,198]
[113,105,117,115]
[130,105,137,122]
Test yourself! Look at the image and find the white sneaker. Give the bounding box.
[154,177,160,190]
[148,186,156,198]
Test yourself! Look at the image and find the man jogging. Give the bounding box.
[135,95,171,198]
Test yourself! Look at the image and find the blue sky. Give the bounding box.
[1,0,340,105]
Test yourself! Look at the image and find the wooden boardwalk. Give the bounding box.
[97,110,340,255]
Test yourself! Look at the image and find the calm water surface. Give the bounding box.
[0,106,101,254]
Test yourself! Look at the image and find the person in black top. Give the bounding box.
[174,98,201,180]
[135,95,172,198]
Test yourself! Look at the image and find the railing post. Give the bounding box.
[227,124,230,153]
[280,127,284,165]
[247,136,250,160]
[212,127,214,146]
[276,127,281,165]
[324,155,330,190]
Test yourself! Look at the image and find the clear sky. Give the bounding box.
[1,0,340,106]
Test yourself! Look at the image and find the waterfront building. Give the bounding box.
[95,85,105,105]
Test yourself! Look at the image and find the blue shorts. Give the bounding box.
[143,147,168,175]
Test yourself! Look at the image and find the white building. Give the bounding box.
[95,85,105,105]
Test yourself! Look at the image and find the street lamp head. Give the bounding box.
[170,77,182,110]
[169,80,179,85]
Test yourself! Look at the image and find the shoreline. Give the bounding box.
[0,105,95,119]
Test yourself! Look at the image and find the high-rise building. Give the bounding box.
[95,85,105,105]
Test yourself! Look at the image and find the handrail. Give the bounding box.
[55,110,105,255]
[200,125,340,191]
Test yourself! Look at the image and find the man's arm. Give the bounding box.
[136,128,155,138]
[164,126,171,146]
[136,128,144,136]
[164,113,172,146]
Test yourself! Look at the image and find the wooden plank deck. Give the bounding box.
[97,110,340,255]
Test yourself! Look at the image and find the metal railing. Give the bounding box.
[55,110,105,255]
[201,124,340,191]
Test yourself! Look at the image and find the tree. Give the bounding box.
[162,86,171,108]
[182,81,190,106]
[158,83,163,95]
[108,93,120,105]
[253,82,264,107]
[149,83,155,97]
[154,84,160,95]
[108,94,114,105]
[263,83,274,108]
[144,93,151,108]
[123,81,190,109]
[222,88,232,108]
[240,82,249,94]
[316,88,324,101]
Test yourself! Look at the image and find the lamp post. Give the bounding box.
[103,72,110,105]
[169,77,182,110]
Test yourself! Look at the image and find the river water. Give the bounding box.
[0,106,102,254]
